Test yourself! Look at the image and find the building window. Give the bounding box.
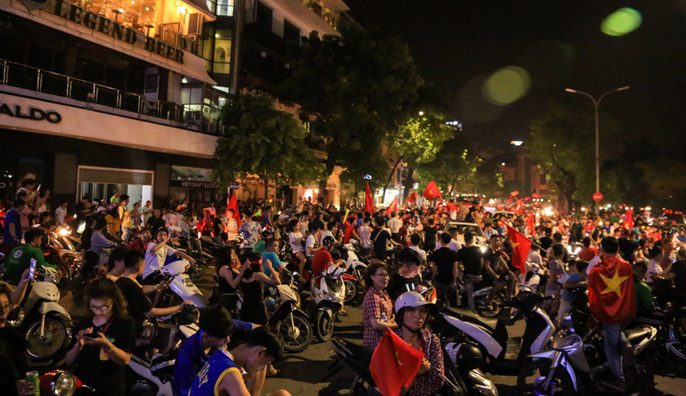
[213,29,232,74]
[256,1,273,33]
[283,20,300,44]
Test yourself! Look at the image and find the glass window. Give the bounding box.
[283,20,300,43]
[256,1,272,32]
[213,29,232,74]
[216,0,234,16]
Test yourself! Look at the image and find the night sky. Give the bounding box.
[346,1,686,152]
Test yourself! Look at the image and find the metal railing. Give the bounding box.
[0,59,222,134]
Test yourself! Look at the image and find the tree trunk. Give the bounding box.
[382,156,404,204]
[448,176,458,196]
[402,167,415,205]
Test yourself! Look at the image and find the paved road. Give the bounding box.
[60,271,685,395]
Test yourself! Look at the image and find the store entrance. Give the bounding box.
[77,166,154,205]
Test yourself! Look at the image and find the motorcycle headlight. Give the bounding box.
[58,228,69,236]
[53,372,76,395]
[479,246,487,253]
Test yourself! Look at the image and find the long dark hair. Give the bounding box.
[215,246,238,276]
[85,277,128,319]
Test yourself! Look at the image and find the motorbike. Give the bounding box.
[338,243,368,304]
[310,265,347,341]
[17,265,74,367]
[39,369,94,395]
[518,320,658,395]
[634,305,686,377]
[128,311,200,396]
[435,293,556,376]
[157,260,207,309]
[267,283,313,353]
[326,337,499,396]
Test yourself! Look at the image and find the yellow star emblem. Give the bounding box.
[511,241,520,248]
[599,270,629,298]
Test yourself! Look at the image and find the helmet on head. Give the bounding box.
[322,236,336,247]
[394,291,433,314]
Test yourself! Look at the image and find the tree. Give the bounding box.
[383,110,454,201]
[280,27,423,201]
[528,99,620,208]
[215,94,322,199]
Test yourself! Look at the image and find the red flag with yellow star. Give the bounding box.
[588,255,636,324]
[370,329,424,396]
[505,224,531,275]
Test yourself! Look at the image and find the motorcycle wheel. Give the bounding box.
[517,359,574,396]
[476,292,504,318]
[25,314,72,361]
[315,310,335,341]
[343,279,358,304]
[277,313,313,353]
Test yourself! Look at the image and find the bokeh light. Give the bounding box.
[601,8,642,36]
[483,66,531,105]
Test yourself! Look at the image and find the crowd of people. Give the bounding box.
[0,174,685,394]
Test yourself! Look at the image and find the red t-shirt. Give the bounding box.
[312,249,333,279]
[127,238,149,254]
[578,246,597,262]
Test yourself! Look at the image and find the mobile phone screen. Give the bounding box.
[29,258,37,281]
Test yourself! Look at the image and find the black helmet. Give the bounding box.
[322,235,336,247]
[446,341,483,371]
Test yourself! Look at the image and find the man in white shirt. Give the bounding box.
[447,228,462,253]
[388,211,403,242]
[357,217,373,257]
[142,228,196,284]
[306,221,323,260]
[408,233,427,264]
[54,200,68,225]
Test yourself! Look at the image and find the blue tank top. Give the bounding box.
[189,348,240,396]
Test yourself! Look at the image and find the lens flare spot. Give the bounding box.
[483,66,531,105]
[601,8,642,36]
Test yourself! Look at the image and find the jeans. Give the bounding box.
[556,299,572,325]
[436,283,457,307]
[603,323,626,380]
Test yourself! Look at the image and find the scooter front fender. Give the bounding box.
[169,277,206,308]
[39,301,71,320]
[527,350,578,392]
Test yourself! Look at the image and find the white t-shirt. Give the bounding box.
[55,206,67,224]
[448,239,461,253]
[358,225,372,249]
[289,231,305,253]
[388,218,403,234]
[646,259,662,283]
[586,255,601,275]
[143,242,177,279]
[306,234,319,258]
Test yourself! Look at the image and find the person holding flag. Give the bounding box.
[588,237,636,392]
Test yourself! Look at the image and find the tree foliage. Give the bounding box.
[214,94,322,189]
[280,27,423,191]
[391,112,454,167]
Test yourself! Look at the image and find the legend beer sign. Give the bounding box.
[54,0,185,63]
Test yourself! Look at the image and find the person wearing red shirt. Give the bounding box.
[577,236,598,261]
[312,236,343,282]
[128,228,152,254]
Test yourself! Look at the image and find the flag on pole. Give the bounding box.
[406,192,417,204]
[364,183,375,214]
[505,224,531,275]
[526,214,536,236]
[423,180,442,200]
[226,190,241,227]
[385,197,399,216]
[370,330,425,396]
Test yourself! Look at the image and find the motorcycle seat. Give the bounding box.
[446,307,499,332]
[622,326,653,345]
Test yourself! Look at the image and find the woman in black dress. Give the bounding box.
[239,252,280,325]
[215,246,249,316]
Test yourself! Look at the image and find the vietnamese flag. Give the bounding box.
[370,330,425,396]
[385,197,399,216]
[625,209,634,229]
[407,192,417,204]
[423,180,442,200]
[226,191,241,227]
[588,256,636,324]
[505,224,531,275]
[364,183,375,214]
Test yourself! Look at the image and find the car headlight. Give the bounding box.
[53,372,76,395]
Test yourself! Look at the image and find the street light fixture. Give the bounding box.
[510,140,523,147]
[565,86,630,214]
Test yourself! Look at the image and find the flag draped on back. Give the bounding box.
[588,255,636,324]
[365,183,375,214]
[505,224,531,275]
[226,191,241,227]
[370,330,425,396]
[623,209,634,229]
[385,197,399,216]
[423,180,442,200]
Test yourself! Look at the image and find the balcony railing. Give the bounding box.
[0,59,223,135]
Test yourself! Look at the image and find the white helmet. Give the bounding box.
[38,266,60,283]
[394,291,433,314]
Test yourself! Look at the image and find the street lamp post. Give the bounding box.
[564,86,630,214]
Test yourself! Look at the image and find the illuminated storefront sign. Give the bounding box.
[54,0,186,63]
